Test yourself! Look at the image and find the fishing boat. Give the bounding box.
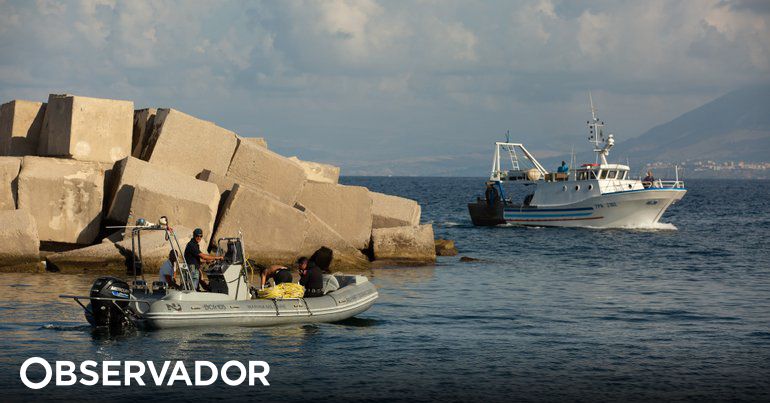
[60,218,378,331]
[468,96,686,228]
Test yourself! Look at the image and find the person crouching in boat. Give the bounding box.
[184,228,223,291]
[259,260,299,289]
[300,247,332,297]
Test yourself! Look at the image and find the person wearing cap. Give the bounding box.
[184,228,223,291]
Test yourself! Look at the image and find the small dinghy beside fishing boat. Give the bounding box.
[60,218,378,331]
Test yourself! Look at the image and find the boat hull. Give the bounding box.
[132,276,378,330]
[469,188,686,228]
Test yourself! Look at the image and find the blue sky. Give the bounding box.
[1,0,768,174]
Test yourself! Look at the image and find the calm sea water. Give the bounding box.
[1,178,769,401]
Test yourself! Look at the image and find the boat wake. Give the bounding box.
[616,222,678,231]
[40,323,92,332]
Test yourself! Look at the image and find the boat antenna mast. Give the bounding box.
[587,91,614,165]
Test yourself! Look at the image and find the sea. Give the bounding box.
[0,178,769,402]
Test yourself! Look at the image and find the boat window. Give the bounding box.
[575,185,580,191]
[621,171,628,180]
[589,170,597,179]
[607,170,617,179]
[600,170,607,179]
[562,185,567,191]
[588,184,593,190]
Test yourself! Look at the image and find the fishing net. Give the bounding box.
[257,282,305,299]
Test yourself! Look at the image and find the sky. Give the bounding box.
[1,0,769,175]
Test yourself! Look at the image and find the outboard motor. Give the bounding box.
[87,276,132,330]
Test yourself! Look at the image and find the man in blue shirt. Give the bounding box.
[557,161,569,173]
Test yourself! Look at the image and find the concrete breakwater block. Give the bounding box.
[0,157,21,210]
[300,210,370,270]
[131,108,157,158]
[226,138,307,205]
[288,156,340,184]
[17,157,104,244]
[297,182,372,250]
[214,184,307,263]
[145,108,238,177]
[370,191,421,229]
[215,185,369,270]
[0,209,40,267]
[106,157,219,245]
[38,94,133,163]
[46,225,192,273]
[371,224,437,262]
[0,100,46,156]
[241,137,267,149]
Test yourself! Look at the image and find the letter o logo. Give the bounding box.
[20,357,52,390]
[221,361,247,386]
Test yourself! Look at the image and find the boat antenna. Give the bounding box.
[505,130,511,143]
[587,91,613,165]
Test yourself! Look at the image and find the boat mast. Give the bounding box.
[587,91,614,165]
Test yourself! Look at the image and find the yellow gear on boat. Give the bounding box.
[257,282,305,299]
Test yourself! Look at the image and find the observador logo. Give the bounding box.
[19,357,270,389]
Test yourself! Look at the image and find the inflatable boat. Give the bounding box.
[60,218,378,331]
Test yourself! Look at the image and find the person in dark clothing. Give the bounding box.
[260,265,295,288]
[484,182,499,206]
[301,248,331,297]
[309,246,333,274]
[183,228,222,291]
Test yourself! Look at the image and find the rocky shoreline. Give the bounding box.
[0,94,436,274]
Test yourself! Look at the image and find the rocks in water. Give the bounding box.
[46,226,192,273]
[226,138,307,205]
[370,191,421,229]
[459,256,480,262]
[17,157,105,244]
[297,182,372,250]
[371,224,436,263]
[145,108,239,176]
[106,156,219,245]
[131,108,157,158]
[288,156,340,184]
[0,100,46,156]
[0,209,40,268]
[214,184,307,264]
[0,92,433,273]
[38,94,133,163]
[0,157,21,210]
[435,239,458,256]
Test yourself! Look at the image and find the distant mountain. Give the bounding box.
[615,85,770,163]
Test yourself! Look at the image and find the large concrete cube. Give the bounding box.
[370,191,421,229]
[0,209,40,267]
[371,224,436,263]
[226,138,307,205]
[17,157,104,244]
[288,156,340,184]
[214,184,307,264]
[300,210,370,270]
[0,157,21,209]
[145,108,238,177]
[0,100,46,156]
[297,182,372,250]
[131,108,157,158]
[105,157,219,245]
[46,226,192,273]
[131,183,218,246]
[38,94,133,163]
